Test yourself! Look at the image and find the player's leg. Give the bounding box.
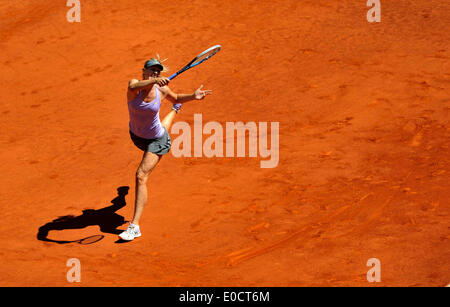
[119,150,161,240]
[132,150,161,225]
[160,109,178,132]
[161,102,182,131]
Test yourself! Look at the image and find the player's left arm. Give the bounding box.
[159,85,212,105]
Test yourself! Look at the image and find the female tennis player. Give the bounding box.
[119,57,212,241]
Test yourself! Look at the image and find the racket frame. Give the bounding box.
[168,45,221,80]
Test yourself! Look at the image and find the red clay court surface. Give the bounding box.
[0,0,449,286]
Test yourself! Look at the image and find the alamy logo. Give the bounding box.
[66,258,81,283]
[367,0,381,23]
[170,114,279,168]
[66,0,81,23]
[366,258,381,282]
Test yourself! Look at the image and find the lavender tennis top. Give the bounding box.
[128,87,165,139]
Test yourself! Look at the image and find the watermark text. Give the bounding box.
[171,114,279,168]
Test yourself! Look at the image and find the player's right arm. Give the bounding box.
[127,78,170,102]
[128,78,169,91]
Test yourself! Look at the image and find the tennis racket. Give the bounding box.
[168,45,221,80]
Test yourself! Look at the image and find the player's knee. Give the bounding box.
[136,169,149,184]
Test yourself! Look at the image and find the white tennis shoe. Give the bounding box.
[119,224,141,241]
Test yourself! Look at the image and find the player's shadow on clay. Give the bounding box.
[37,186,130,244]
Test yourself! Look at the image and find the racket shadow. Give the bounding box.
[37,186,130,245]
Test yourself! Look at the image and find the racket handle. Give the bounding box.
[168,73,177,80]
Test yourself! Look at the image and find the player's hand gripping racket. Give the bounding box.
[168,45,221,80]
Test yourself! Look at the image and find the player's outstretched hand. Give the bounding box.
[194,85,212,100]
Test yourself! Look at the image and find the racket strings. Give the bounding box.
[192,47,220,65]
[168,45,221,80]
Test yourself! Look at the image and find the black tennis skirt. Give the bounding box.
[129,128,171,155]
